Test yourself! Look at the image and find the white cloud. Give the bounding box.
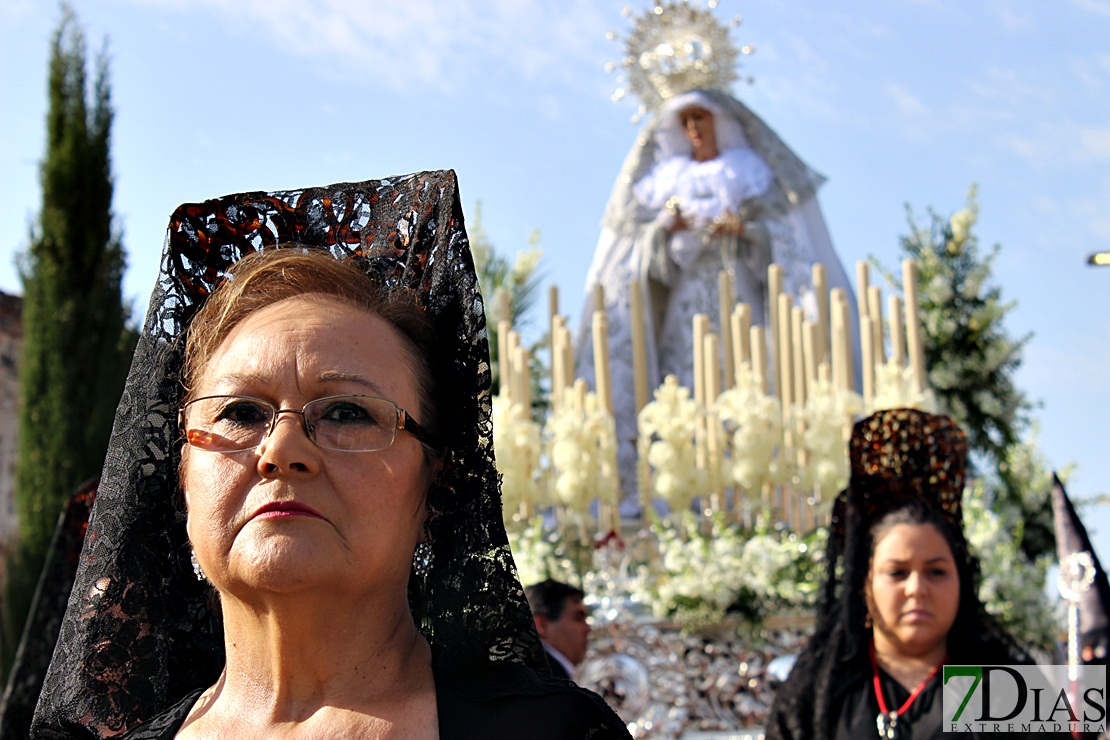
[886,82,928,117]
[988,2,1035,31]
[995,132,1039,161]
[0,0,37,17]
[1079,125,1110,161]
[881,82,938,142]
[1072,0,1110,18]
[967,66,1044,110]
[1072,54,1110,91]
[127,0,612,95]
[1030,195,1060,217]
[986,121,1110,170]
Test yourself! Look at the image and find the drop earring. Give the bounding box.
[412,541,433,578]
[190,549,206,581]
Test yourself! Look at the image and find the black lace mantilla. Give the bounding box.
[31,171,547,738]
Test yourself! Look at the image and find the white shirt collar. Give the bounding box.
[540,639,577,678]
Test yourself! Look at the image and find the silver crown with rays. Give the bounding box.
[608,1,753,121]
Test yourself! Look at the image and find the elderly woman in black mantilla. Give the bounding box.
[765,408,1051,740]
[30,171,630,739]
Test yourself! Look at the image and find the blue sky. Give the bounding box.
[2,0,1110,564]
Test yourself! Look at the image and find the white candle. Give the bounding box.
[831,288,855,390]
[719,271,735,390]
[804,320,818,391]
[514,345,531,414]
[508,331,523,405]
[704,332,721,406]
[548,285,559,400]
[830,297,846,392]
[769,264,783,396]
[693,315,710,518]
[751,325,768,395]
[497,319,512,403]
[868,284,885,365]
[630,280,649,413]
[852,260,870,330]
[693,314,709,409]
[551,320,566,406]
[592,310,612,414]
[561,325,575,390]
[704,332,723,513]
[861,315,875,406]
[593,283,605,315]
[778,293,794,411]
[812,263,829,365]
[889,294,906,368]
[732,303,751,384]
[792,306,806,408]
[574,377,588,411]
[902,259,927,393]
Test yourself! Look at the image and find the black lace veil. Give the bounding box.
[31,171,546,738]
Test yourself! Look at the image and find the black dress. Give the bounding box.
[832,664,962,740]
[121,664,628,740]
[768,659,1073,740]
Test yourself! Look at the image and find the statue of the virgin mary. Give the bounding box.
[576,2,858,513]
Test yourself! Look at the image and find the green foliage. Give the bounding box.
[893,184,1033,465]
[878,184,1053,564]
[3,6,137,674]
[963,478,1059,650]
[468,201,545,397]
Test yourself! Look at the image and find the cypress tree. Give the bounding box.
[3,6,135,676]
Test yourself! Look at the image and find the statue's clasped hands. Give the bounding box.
[710,210,746,237]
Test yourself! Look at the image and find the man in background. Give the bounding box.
[525,579,591,681]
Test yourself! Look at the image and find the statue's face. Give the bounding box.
[679,105,718,161]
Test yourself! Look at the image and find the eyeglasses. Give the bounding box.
[180,394,432,453]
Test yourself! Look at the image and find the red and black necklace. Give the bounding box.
[870,640,945,739]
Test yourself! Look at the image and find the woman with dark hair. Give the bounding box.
[30,171,630,739]
[765,408,1035,740]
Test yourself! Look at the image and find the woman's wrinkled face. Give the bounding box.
[182,295,430,600]
[679,105,718,161]
[866,522,960,659]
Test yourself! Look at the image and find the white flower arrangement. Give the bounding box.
[637,375,706,511]
[508,514,586,590]
[651,513,747,615]
[492,395,544,521]
[962,480,1058,649]
[626,512,825,625]
[715,365,786,496]
[795,378,863,498]
[546,385,620,515]
[871,359,937,414]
